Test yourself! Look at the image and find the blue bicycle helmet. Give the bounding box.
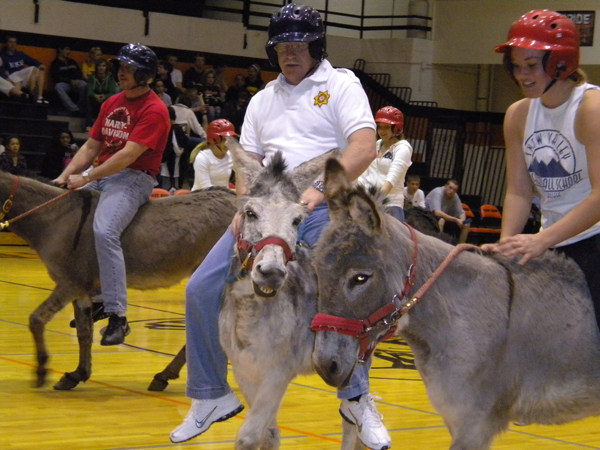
[116,43,158,86]
[266,3,326,67]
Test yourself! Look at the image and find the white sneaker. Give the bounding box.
[169,392,244,443]
[339,393,392,450]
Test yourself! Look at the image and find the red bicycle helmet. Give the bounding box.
[494,10,579,82]
[207,119,239,145]
[375,106,404,135]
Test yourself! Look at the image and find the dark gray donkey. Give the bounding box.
[0,170,236,390]
[311,158,600,450]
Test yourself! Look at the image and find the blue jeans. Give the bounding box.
[55,80,87,113]
[185,203,371,400]
[88,169,154,314]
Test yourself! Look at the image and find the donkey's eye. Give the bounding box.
[350,273,370,287]
[292,216,302,227]
[245,210,257,219]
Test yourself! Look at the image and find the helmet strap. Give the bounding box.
[302,60,320,82]
[543,63,566,94]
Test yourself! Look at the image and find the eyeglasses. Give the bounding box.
[274,43,309,55]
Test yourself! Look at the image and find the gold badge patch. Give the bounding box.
[314,90,330,107]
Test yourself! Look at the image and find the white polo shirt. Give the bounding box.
[240,59,375,170]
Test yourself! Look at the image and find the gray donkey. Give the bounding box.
[219,139,363,450]
[0,170,236,390]
[312,158,600,450]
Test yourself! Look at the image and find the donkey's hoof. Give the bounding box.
[148,375,169,391]
[33,369,48,388]
[54,372,81,390]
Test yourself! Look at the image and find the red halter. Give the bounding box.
[311,223,419,363]
[236,234,297,273]
[0,175,19,223]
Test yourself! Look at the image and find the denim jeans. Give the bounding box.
[88,168,154,314]
[55,80,87,113]
[185,202,372,400]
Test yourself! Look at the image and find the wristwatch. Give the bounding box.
[82,171,92,183]
[312,180,325,193]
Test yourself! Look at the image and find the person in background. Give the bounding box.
[224,73,246,105]
[0,136,28,175]
[166,53,184,97]
[404,174,426,208]
[40,129,79,180]
[85,58,119,130]
[159,106,189,193]
[183,54,206,92]
[222,89,249,134]
[82,46,102,81]
[425,179,471,243]
[0,35,47,103]
[485,10,600,328]
[53,43,170,346]
[245,63,264,96]
[170,5,391,450]
[153,79,172,106]
[203,69,224,123]
[190,119,236,191]
[50,44,88,117]
[156,61,178,103]
[358,105,412,221]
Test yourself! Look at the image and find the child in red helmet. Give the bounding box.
[486,10,600,327]
[358,105,412,221]
[189,119,237,191]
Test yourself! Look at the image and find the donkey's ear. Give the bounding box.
[323,157,353,221]
[291,148,341,193]
[348,192,382,236]
[225,136,263,187]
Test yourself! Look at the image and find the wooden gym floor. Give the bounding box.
[2,244,600,449]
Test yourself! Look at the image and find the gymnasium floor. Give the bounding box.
[2,244,600,449]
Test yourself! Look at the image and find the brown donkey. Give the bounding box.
[0,171,236,390]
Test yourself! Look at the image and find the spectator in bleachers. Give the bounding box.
[183,54,206,91]
[50,44,88,117]
[185,85,208,128]
[425,179,471,243]
[166,53,185,97]
[224,73,247,105]
[0,35,47,103]
[245,63,264,96]
[358,106,412,222]
[203,69,224,123]
[190,119,236,191]
[0,58,28,101]
[222,89,249,135]
[159,106,189,193]
[156,60,178,103]
[153,79,172,106]
[0,136,28,175]
[213,59,228,93]
[85,58,119,130]
[172,91,207,185]
[40,129,79,179]
[82,46,102,81]
[404,174,426,208]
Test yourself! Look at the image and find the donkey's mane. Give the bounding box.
[248,151,300,200]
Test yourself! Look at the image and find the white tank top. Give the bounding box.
[524,82,600,246]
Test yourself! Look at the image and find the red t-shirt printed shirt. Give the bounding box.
[89,89,170,176]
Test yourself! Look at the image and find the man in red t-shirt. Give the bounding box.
[54,43,170,345]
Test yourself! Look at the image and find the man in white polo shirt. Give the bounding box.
[170,4,392,450]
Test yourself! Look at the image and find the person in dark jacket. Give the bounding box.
[40,129,79,180]
[50,45,87,116]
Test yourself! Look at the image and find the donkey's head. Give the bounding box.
[311,158,405,387]
[226,137,340,297]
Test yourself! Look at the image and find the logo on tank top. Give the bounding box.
[524,129,582,197]
[314,90,330,107]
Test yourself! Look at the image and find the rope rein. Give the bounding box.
[0,176,73,230]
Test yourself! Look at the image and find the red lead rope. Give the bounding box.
[0,175,72,230]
